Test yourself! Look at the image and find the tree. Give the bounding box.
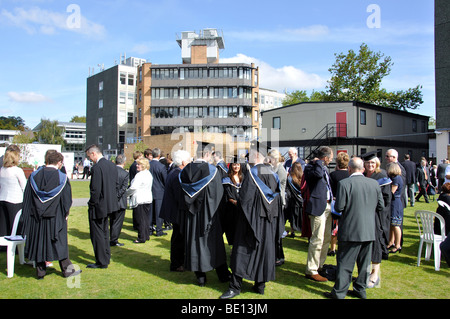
[70,115,86,123]
[323,43,423,111]
[35,119,66,146]
[0,116,26,130]
[282,90,326,106]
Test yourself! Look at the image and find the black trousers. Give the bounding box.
[170,223,185,270]
[229,274,266,294]
[134,204,150,242]
[149,199,164,234]
[36,258,73,278]
[110,208,126,244]
[0,201,22,237]
[89,215,110,266]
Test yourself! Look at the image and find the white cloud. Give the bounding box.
[220,54,327,92]
[0,6,105,38]
[8,91,52,103]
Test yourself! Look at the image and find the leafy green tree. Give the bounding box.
[282,90,326,106]
[70,115,86,123]
[0,116,26,130]
[323,43,423,111]
[35,119,66,146]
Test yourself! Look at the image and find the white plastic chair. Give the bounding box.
[415,210,447,271]
[0,210,26,278]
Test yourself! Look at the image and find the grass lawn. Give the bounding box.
[1,180,449,301]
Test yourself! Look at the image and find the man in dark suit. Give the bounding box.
[402,154,417,207]
[324,157,384,299]
[304,146,334,282]
[85,144,119,269]
[129,151,142,186]
[416,159,431,203]
[149,148,167,236]
[110,154,129,247]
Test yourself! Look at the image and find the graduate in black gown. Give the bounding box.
[362,151,391,288]
[160,150,191,272]
[221,158,244,245]
[220,141,282,299]
[179,146,231,286]
[22,150,81,279]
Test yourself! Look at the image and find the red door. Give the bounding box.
[336,112,347,137]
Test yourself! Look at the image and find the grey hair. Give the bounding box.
[115,154,126,165]
[172,150,191,167]
[348,157,364,171]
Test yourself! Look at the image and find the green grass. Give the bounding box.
[0,180,449,299]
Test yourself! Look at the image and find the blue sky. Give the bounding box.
[0,0,435,129]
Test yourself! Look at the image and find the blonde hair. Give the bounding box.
[386,162,401,177]
[2,149,20,167]
[137,157,150,170]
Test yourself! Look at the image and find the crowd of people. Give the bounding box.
[1,142,450,299]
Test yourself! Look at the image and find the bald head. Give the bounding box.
[348,157,365,174]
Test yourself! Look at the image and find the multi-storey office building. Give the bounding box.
[136,29,260,145]
[86,57,146,157]
[87,30,259,157]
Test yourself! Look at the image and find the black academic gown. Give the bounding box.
[160,166,185,270]
[22,166,72,263]
[230,163,282,283]
[179,161,227,273]
[285,176,304,232]
[222,176,241,245]
[367,170,392,262]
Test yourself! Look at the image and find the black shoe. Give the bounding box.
[252,286,264,295]
[220,289,240,299]
[64,269,82,278]
[347,290,366,299]
[197,277,207,287]
[110,242,124,246]
[275,259,284,266]
[155,232,167,237]
[86,263,108,269]
[323,292,336,299]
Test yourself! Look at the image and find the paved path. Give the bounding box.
[72,198,89,207]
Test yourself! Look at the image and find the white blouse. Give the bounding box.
[0,166,27,204]
[126,169,153,208]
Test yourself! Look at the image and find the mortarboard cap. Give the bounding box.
[360,150,382,161]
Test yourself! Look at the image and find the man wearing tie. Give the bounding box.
[304,146,334,282]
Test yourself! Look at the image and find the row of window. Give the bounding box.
[149,106,252,119]
[360,109,427,132]
[151,87,255,101]
[150,125,253,137]
[151,67,253,81]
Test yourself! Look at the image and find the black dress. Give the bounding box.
[222,176,241,245]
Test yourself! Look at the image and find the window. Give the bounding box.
[98,117,103,127]
[99,81,103,91]
[120,73,126,85]
[376,113,382,127]
[273,117,281,129]
[98,136,103,144]
[254,110,258,122]
[360,109,366,125]
[412,119,417,132]
[127,112,133,124]
[98,99,103,109]
[128,75,134,86]
[119,131,125,143]
[138,108,142,121]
